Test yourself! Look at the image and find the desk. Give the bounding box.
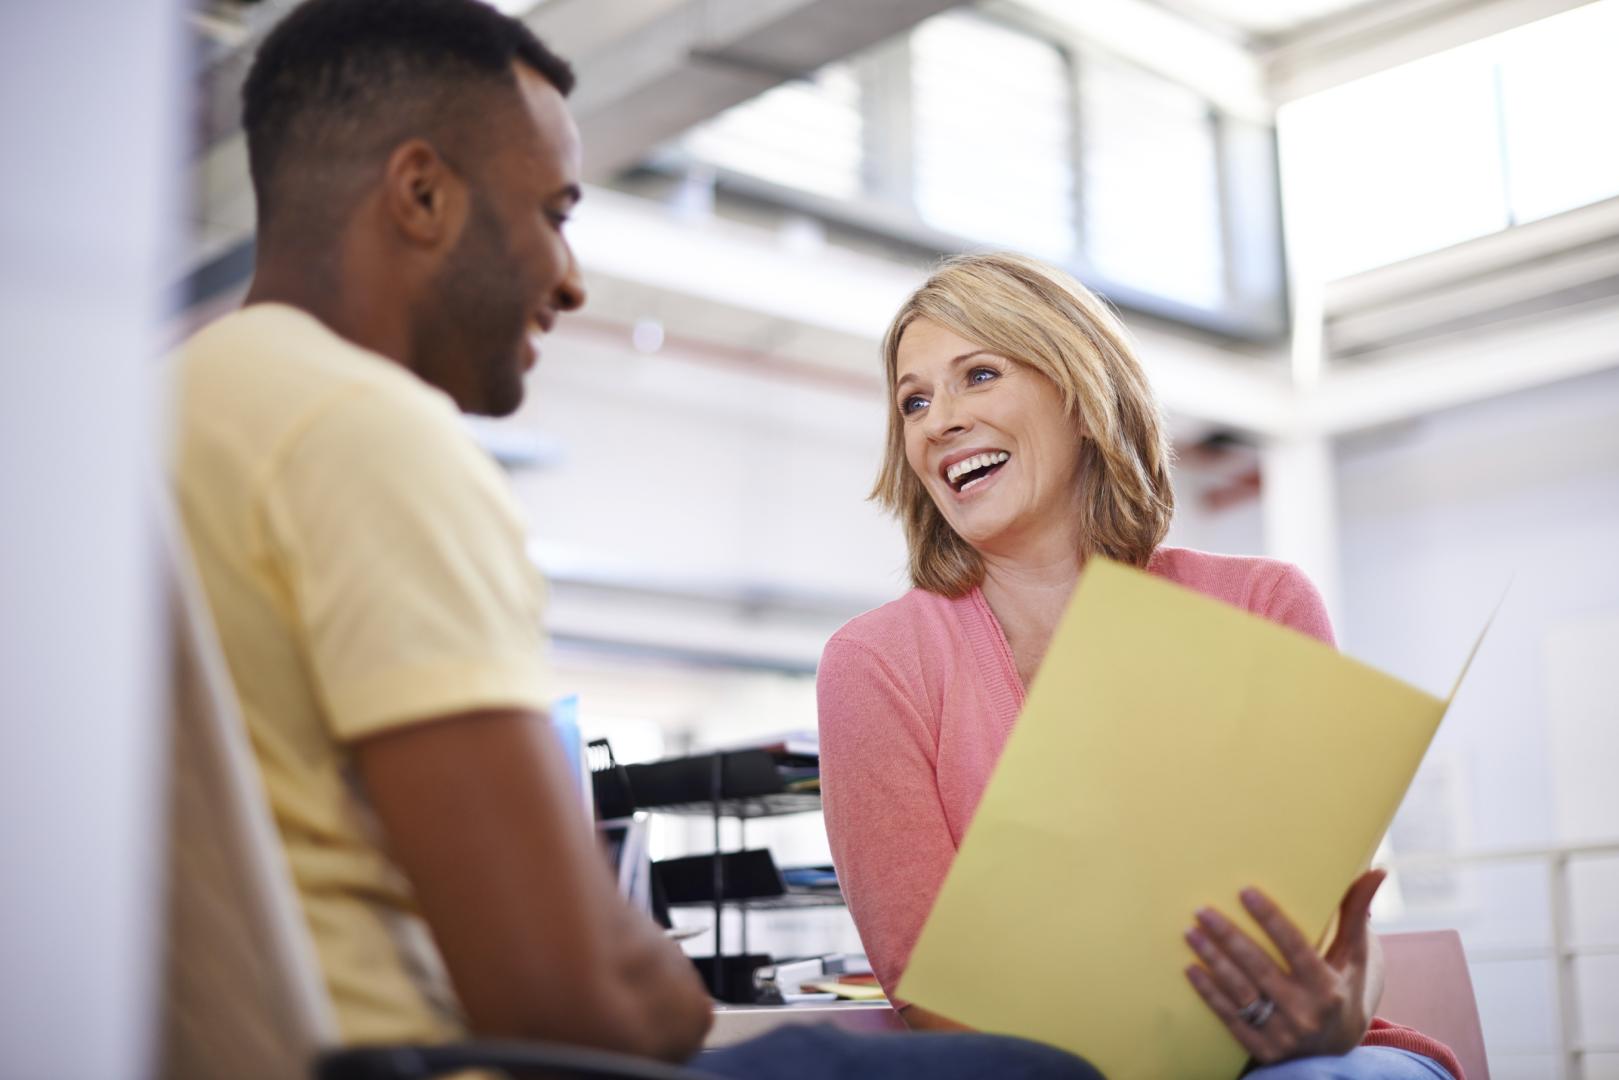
[704,1001,905,1048]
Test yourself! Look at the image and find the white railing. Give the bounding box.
[1378,840,1619,1080]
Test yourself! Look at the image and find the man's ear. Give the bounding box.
[381,138,465,247]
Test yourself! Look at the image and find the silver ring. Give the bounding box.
[1237,994,1276,1029]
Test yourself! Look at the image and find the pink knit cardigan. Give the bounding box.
[816,546,1463,1078]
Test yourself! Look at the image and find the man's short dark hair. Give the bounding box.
[242,0,573,229]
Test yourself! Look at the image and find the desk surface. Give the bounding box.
[705,1001,905,1048]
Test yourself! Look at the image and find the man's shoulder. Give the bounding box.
[181,304,454,412]
[175,304,466,469]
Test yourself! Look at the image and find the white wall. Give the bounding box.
[1164,460,1266,558]
[1339,367,1619,850]
[0,2,180,1075]
[509,325,909,661]
[1336,365,1619,1077]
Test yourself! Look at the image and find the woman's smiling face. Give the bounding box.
[895,317,1085,553]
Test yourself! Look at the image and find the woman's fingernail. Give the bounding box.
[1185,927,1207,950]
[1240,888,1263,908]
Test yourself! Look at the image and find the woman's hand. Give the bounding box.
[1181,869,1387,1065]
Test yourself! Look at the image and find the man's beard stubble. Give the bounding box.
[417,191,531,417]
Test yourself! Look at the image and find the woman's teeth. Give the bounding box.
[946,451,1011,491]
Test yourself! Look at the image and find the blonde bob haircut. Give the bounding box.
[873,252,1175,597]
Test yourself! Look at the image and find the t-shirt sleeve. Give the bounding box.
[817,635,957,1006]
[1262,562,1337,648]
[261,385,551,741]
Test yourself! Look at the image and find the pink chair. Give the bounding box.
[1379,930,1490,1080]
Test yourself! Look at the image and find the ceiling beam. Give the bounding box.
[186,171,1619,443]
[1303,295,1619,436]
[1264,0,1591,102]
[194,0,967,176]
[187,0,968,271]
[524,0,969,180]
[567,179,1619,441]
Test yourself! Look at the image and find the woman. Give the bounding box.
[817,253,1462,1079]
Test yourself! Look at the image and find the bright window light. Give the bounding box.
[1279,47,1508,280]
[912,12,1076,259]
[1498,0,1619,224]
[1080,52,1225,308]
[682,66,863,201]
[1279,0,1619,281]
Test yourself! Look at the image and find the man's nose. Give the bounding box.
[555,247,586,312]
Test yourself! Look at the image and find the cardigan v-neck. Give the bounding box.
[960,585,1026,731]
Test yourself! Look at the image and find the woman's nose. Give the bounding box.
[923,391,969,439]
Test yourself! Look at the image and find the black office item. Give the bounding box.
[689,954,774,1007]
[616,748,822,817]
[654,849,786,905]
[588,738,637,821]
[609,745,842,1001]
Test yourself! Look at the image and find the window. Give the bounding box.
[911,12,1076,260]
[1080,53,1225,309]
[1279,0,1619,280]
[667,7,1283,337]
[682,65,863,201]
[1498,0,1619,224]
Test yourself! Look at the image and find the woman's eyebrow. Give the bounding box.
[895,350,994,393]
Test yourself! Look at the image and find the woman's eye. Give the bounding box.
[901,395,928,416]
[968,367,998,385]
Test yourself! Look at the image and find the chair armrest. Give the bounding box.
[315,1040,721,1080]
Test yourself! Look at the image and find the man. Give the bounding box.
[173,2,1097,1076]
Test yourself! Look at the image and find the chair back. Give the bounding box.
[1380,930,1490,1080]
[158,513,340,1079]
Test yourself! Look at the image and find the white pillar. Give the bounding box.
[1270,97,1342,629]
[1259,435,1343,625]
[0,2,181,1076]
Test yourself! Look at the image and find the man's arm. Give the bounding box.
[353,708,713,1062]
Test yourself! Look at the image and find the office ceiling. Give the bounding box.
[1161,0,1387,39]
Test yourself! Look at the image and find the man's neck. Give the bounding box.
[244,250,414,369]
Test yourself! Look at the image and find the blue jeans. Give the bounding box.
[1248,1046,1455,1080]
[694,1027,1452,1080]
[694,1024,1103,1079]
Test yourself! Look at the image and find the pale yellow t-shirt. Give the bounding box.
[171,303,552,1044]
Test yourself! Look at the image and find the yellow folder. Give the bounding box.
[897,559,1485,1080]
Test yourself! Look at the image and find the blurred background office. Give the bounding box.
[4,0,1616,1076]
